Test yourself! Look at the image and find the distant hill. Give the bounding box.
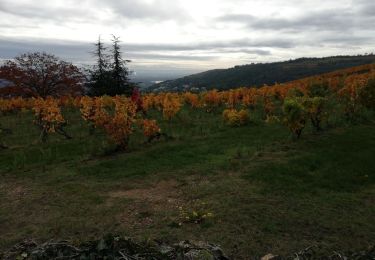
[0,79,11,88]
[148,55,375,92]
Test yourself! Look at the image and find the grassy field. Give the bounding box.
[0,107,375,258]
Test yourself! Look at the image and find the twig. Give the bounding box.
[118,250,139,260]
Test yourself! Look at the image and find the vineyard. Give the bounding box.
[1,64,374,151]
[1,64,375,258]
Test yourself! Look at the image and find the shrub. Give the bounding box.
[162,94,182,120]
[223,109,250,126]
[338,73,368,121]
[80,96,110,134]
[203,90,222,112]
[103,97,137,151]
[32,98,71,142]
[359,78,375,110]
[283,98,307,139]
[308,82,330,97]
[184,92,201,108]
[303,97,327,131]
[142,119,162,143]
[286,87,305,98]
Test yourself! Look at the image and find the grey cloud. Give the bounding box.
[93,0,187,21]
[320,35,374,45]
[0,0,186,23]
[0,1,95,23]
[0,38,91,62]
[356,0,375,15]
[127,53,217,61]
[218,6,375,33]
[123,39,294,52]
[0,23,39,30]
[0,37,276,66]
[212,49,271,55]
[1,0,374,75]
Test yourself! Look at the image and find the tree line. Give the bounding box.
[0,35,134,98]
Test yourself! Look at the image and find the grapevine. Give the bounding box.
[32,97,71,142]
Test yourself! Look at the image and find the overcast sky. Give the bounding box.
[0,0,374,78]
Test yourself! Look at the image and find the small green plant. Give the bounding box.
[283,97,307,139]
[177,202,214,226]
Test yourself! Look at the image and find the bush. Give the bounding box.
[308,82,330,97]
[283,98,307,139]
[287,87,305,98]
[32,98,71,142]
[359,78,375,110]
[103,97,137,151]
[223,109,250,126]
[303,97,327,131]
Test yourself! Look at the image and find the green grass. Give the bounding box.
[0,107,375,259]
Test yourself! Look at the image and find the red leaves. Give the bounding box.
[0,52,84,98]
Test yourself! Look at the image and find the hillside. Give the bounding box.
[0,79,11,88]
[1,63,375,258]
[148,55,375,92]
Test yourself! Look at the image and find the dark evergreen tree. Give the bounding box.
[110,35,133,96]
[94,36,107,75]
[87,36,112,96]
[87,35,134,96]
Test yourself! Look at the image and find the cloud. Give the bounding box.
[0,0,375,75]
[0,0,187,23]
[219,12,347,32]
[320,34,374,45]
[212,49,271,56]
[127,53,217,61]
[93,0,188,21]
[0,38,91,61]
[0,37,275,62]
[0,1,95,23]
[217,5,375,33]
[215,4,375,52]
[122,39,293,52]
[356,0,375,15]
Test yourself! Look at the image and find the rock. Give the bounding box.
[1,235,229,260]
[261,253,280,260]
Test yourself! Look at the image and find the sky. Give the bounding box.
[0,0,375,79]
